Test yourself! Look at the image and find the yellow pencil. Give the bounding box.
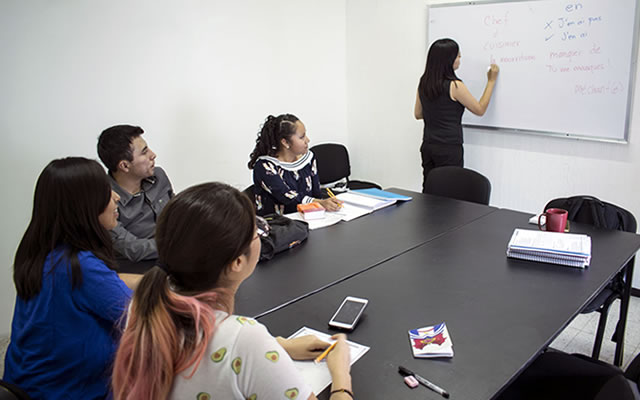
[326,188,343,208]
[314,341,337,364]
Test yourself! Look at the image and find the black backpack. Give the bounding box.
[544,195,636,233]
[258,214,309,261]
[544,196,636,315]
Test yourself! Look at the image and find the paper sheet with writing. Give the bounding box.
[508,229,591,256]
[287,327,370,394]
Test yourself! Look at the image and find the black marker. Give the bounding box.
[398,366,450,398]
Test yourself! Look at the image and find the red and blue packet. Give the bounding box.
[408,322,454,358]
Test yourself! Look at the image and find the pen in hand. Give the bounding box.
[326,188,343,209]
[398,366,450,398]
[314,341,337,364]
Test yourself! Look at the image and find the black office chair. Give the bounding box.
[310,143,381,191]
[116,258,157,274]
[243,184,256,199]
[424,166,491,205]
[544,195,637,366]
[497,350,640,400]
[0,380,31,400]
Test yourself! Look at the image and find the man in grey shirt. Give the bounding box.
[97,125,173,266]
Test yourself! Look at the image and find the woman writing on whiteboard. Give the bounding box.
[414,38,499,192]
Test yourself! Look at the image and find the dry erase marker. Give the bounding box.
[398,366,450,398]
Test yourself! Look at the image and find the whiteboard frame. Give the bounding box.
[427,0,640,144]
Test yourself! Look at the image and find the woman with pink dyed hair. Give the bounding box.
[112,182,354,400]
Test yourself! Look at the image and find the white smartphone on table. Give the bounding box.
[328,296,368,331]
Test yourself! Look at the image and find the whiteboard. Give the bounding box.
[428,0,639,142]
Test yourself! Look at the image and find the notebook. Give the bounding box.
[506,228,591,268]
[408,322,454,358]
[336,192,396,211]
[351,188,413,202]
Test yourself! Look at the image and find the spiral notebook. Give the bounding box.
[506,229,591,268]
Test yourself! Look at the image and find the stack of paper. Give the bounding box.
[506,228,592,268]
[408,322,454,358]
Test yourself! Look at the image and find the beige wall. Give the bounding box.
[0,0,348,334]
[345,0,640,283]
[1,0,638,334]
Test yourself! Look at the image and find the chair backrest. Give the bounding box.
[243,184,256,199]
[424,166,491,205]
[0,381,31,400]
[310,143,351,185]
[624,350,640,392]
[544,196,637,233]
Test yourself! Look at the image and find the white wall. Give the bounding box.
[345,0,640,284]
[0,0,348,334]
[1,0,639,335]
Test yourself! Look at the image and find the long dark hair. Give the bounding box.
[248,114,299,169]
[418,38,461,100]
[14,157,116,300]
[112,182,256,399]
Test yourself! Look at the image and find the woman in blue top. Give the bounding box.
[4,157,138,400]
[414,38,499,192]
[248,114,342,216]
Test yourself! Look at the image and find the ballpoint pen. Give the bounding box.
[398,366,450,398]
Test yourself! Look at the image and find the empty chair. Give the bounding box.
[310,143,381,190]
[544,195,636,366]
[424,166,491,205]
[497,350,640,400]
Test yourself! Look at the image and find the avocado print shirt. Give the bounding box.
[169,311,312,400]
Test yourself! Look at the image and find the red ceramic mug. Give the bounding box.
[538,208,568,233]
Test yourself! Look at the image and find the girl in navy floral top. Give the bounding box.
[248,114,342,216]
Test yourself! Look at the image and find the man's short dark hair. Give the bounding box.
[97,125,145,173]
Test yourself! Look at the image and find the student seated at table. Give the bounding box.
[248,114,342,216]
[97,124,174,268]
[112,182,354,400]
[3,157,139,400]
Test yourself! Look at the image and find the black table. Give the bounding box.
[257,208,640,399]
[235,190,497,317]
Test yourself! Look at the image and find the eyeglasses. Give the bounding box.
[256,216,270,238]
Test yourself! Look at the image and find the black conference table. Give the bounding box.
[253,203,640,399]
[235,189,497,318]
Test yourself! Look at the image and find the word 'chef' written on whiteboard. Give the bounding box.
[428,0,637,141]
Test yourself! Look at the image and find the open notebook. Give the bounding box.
[286,190,406,228]
[334,191,396,221]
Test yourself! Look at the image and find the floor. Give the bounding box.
[0,297,638,379]
[549,296,640,369]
